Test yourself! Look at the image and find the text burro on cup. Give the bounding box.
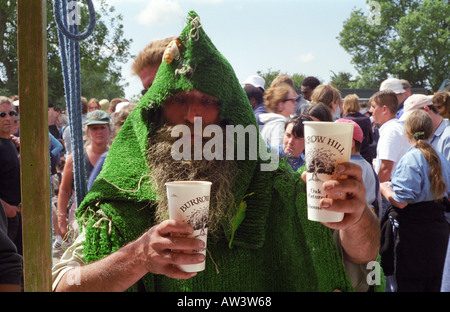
[170,117,279,172]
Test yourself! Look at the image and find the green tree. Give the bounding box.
[257,68,307,93]
[338,0,449,91]
[0,0,132,107]
[329,71,355,89]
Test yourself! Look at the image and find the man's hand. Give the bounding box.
[0,199,20,218]
[55,219,205,292]
[138,219,205,279]
[319,162,367,231]
[302,162,380,263]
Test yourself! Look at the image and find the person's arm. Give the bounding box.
[55,154,74,239]
[54,220,205,292]
[379,182,408,209]
[0,199,20,218]
[304,162,380,264]
[0,201,22,291]
[377,159,394,183]
[49,133,63,157]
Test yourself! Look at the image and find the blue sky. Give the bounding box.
[96,0,369,99]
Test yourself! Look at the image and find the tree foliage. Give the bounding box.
[256,68,308,93]
[0,0,132,108]
[338,0,449,91]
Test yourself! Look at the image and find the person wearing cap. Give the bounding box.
[54,110,111,247]
[336,118,381,218]
[243,74,267,128]
[52,12,381,292]
[399,94,450,163]
[243,84,265,127]
[242,74,265,93]
[379,109,450,292]
[379,78,410,119]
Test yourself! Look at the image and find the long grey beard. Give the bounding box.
[147,123,237,236]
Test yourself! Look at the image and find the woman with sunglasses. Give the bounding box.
[432,90,450,120]
[0,96,21,255]
[259,83,298,148]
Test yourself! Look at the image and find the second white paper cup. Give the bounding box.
[166,181,212,272]
[304,121,353,223]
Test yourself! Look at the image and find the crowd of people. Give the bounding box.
[1,10,450,292]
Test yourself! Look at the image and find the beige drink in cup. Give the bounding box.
[303,121,353,222]
[165,181,212,272]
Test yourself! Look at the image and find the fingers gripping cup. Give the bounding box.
[165,181,212,272]
[304,122,353,223]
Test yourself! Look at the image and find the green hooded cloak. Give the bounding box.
[76,11,372,292]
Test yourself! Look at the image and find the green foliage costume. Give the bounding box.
[76,11,376,292]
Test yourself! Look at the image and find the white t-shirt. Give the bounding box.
[373,118,410,176]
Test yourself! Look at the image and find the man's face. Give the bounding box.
[282,123,305,158]
[369,100,384,124]
[0,103,15,138]
[138,65,159,93]
[163,89,220,128]
[301,85,313,101]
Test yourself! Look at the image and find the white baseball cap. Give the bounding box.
[398,94,432,122]
[242,75,265,91]
[115,101,130,113]
[380,78,406,94]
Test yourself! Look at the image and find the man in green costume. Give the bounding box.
[52,11,381,292]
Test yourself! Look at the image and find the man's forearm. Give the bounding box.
[55,237,147,292]
[339,206,380,264]
[378,160,393,183]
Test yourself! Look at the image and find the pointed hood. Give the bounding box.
[77,11,272,248]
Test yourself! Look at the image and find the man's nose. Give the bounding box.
[184,100,203,124]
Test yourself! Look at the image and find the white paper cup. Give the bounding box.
[165,181,212,272]
[304,121,353,223]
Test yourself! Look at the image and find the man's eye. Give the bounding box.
[173,96,187,104]
[201,97,217,106]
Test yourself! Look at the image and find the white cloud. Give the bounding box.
[137,0,184,27]
[296,52,316,63]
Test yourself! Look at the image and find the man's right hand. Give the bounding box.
[0,199,20,218]
[137,219,205,279]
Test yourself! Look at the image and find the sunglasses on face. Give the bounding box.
[0,110,17,118]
